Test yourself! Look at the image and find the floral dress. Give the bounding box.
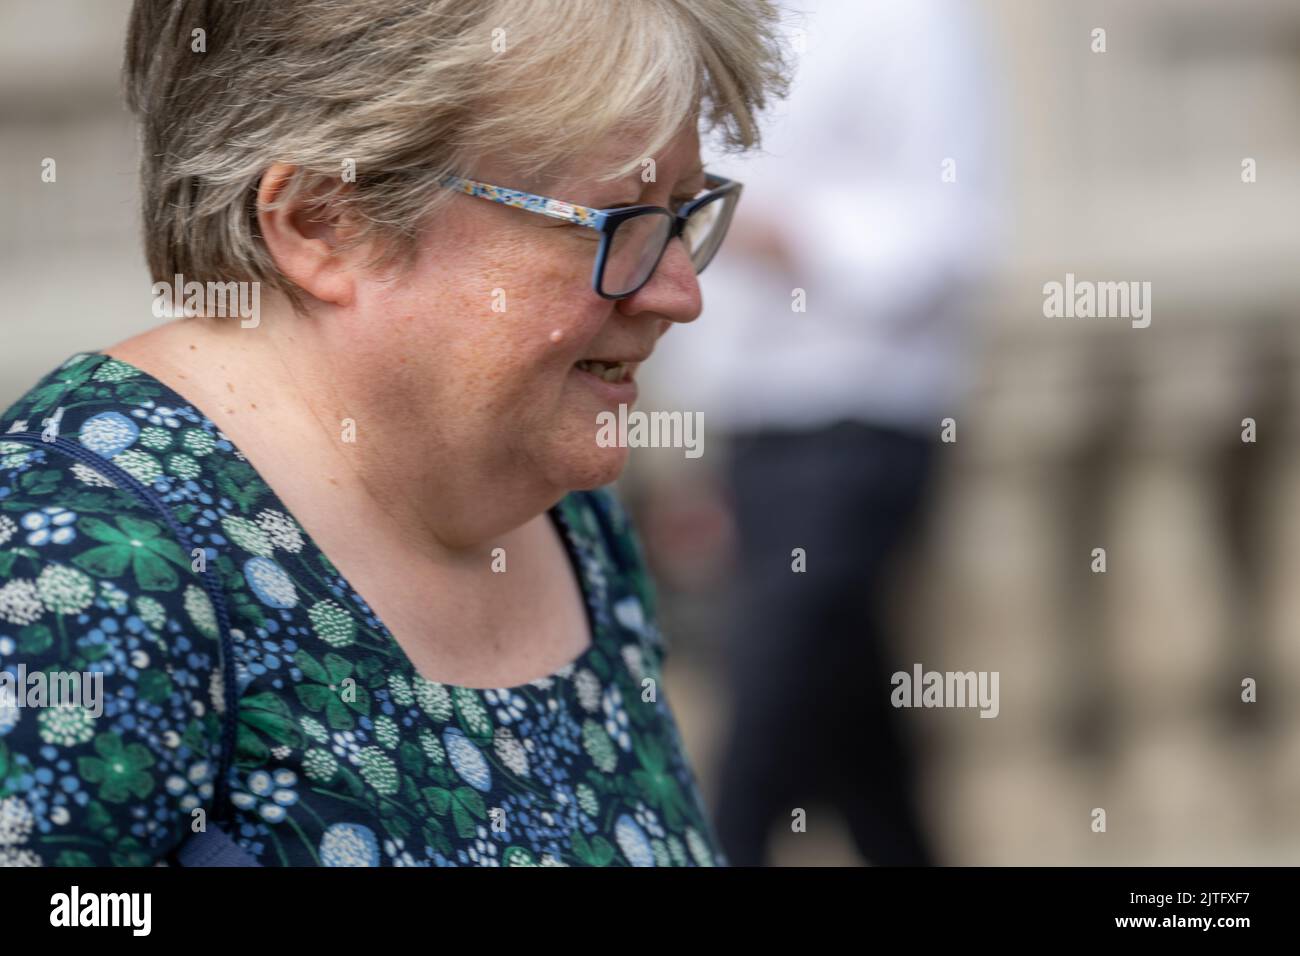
[0,352,724,866]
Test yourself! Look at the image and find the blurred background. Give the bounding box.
[3,0,1299,864]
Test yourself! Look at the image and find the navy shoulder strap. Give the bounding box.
[174,826,262,867]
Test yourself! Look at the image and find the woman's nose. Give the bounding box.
[617,237,702,324]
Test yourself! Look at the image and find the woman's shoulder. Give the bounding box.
[1,354,204,586]
[3,351,278,537]
[0,353,231,865]
[0,351,262,619]
[5,351,161,433]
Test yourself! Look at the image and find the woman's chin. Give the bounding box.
[559,443,630,491]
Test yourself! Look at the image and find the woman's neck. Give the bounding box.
[103,313,560,563]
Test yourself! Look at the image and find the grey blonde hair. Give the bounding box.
[124,0,791,305]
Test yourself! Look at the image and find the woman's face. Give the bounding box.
[347,123,706,494]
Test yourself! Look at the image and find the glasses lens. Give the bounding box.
[682,189,738,274]
[601,210,673,297]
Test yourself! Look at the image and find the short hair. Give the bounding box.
[123,0,791,305]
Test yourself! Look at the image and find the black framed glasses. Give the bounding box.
[441,171,743,299]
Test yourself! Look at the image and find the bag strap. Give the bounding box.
[173,825,262,867]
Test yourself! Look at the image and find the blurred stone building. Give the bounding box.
[909,0,1300,865]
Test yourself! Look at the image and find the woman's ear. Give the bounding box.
[256,163,359,307]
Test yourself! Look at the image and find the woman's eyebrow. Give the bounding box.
[675,164,706,191]
[592,164,706,207]
[677,163,705,183]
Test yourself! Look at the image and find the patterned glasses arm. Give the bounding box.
[439,175,608,229]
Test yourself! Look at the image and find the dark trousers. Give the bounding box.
[714,421,936,866]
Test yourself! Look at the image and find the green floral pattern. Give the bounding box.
[0,352,724,866]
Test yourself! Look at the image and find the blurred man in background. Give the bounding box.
[643,0,1002,865]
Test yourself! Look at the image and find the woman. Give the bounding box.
[0,0,787,866]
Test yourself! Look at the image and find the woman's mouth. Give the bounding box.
[574,359,632,384]
[572,358,639,402]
